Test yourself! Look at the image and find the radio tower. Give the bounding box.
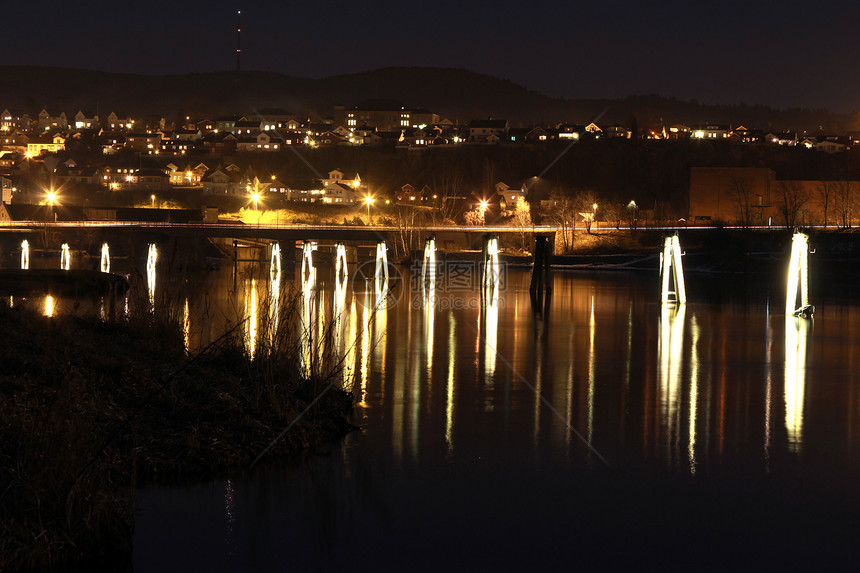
[236,10,242,72]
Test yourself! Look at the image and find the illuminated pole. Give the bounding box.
[786,232,811,316]
[365,195,374,224]
[480,200,488,225]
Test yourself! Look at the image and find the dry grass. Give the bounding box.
[0,290,353,571]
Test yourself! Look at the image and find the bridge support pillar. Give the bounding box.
[422,236,436,288]
[786,231,812,317]
[481,234,499,292]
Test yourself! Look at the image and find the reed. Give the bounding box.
[0,274,354,571]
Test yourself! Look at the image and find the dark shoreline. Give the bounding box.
[0,305,354,572]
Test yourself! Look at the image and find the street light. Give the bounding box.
[46,190,56,207]
[365,195,374,224]
[480,200,489,225]
[151,194,156,208]
[251,191,260,210]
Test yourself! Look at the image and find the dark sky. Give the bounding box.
[4,1,860,112]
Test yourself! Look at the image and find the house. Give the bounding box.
[203,132,237,154]
[668,125,691,139]
[26,133,66,156]
[37,109,68,131]
[112,167,170,191]
[1,109,32,132]
[495,182,520,208]
[234,119,266,135]
[73,111,99,129]
[323,182,357,204]
[174,129,202,141]
[692,124,731,140]
[525,127,550,142]
[105,112,135,130]
[236,131,282,152]
[196,119,216,132]
[1,174,12,203]
[125,133,163,153]
[731,127,764,144]
[468,119,509,142]
[604,124,630,139]
[557,124,584,140]
[201,164,252,195]
[167,162,208,186]
[160,139,195,155]
[815,139,849,153]
[215,116,245,133]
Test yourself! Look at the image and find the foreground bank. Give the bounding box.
[0,305,353,572]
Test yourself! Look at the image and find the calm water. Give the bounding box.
[21,247,856,571]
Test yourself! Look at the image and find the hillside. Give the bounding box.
[0,65,856,132]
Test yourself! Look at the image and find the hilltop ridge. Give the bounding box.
[0,65,855,132]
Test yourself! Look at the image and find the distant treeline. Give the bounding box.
[1,65,856,132]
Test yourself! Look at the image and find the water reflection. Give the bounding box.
[300,264,315,378]
[688,316,700,474]
[658,303,686,466]
[133,269,860,571]
[784,316,810,452]
[183,298,190,353]
[269,245,281,347]
[44,295,54,317]
[245,279,258,360]
[445,315,456,453]
[481,272,499,382]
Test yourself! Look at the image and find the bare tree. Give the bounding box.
[729,176,753,227]
[601,200,626,229]
[626,200,640,229]
[546,190,577,253]
[573,190,600,234]
[776,181,808,228]
[834,180,855,228]
[816,181,835,227]
[510,198,533,253]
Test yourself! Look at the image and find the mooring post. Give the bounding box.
[530,234,553,294]
[543,234,554,294]
[530,235,545,294]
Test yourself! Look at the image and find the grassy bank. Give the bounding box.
[0,303,353,571]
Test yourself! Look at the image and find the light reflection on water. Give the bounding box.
[13,254,853,569]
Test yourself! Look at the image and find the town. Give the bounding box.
[2,98,860,239]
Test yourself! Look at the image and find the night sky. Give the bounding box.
[4,1,860,112]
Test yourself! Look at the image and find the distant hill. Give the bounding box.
[0,65,856,132]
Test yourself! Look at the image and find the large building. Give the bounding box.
[689,167,860,227]
[334,100,439,131]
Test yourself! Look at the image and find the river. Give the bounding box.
[16,243,860,570]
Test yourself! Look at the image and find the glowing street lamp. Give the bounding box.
[479,200,489,225]
[46,190,56,207]
[251,191,260,210]
[365,194,375,224]
[151,194,156,208]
